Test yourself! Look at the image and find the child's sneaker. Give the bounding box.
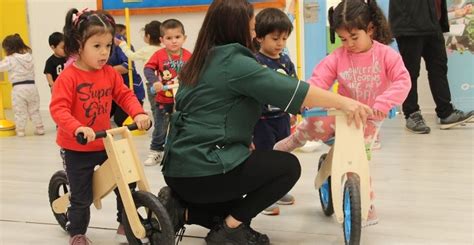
[362,205,379,228]
[144,150,163,166]
[69,234,91,245]
[261,203,280,215]
[371,139,381,150]
[274,135,304,152]
[16,130,25,137]
[115,224,127,243]
[35,126,45,135]
[276,193,295,205]
[298,140,322,153]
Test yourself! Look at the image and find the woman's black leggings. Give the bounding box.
[164,150,301,229]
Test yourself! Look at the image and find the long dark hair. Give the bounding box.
[179,0,254,85]
[328,0,392,45]
[2,34,31,56]
[63,8,116,57]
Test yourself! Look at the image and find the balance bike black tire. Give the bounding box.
[343,176,362,245]
[317,153,334,216]
[122,191,174,245]
[48,170,69,231]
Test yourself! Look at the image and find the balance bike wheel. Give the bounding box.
[343,176,362,245]
[318,153,334,216]
[122,191,174,245]
[48,170,69,231]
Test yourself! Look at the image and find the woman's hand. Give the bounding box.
[133,114,151,130]
[373,109,387,121]
[249,142,255,151]
[340,97,373,128]
[74,126,95,143]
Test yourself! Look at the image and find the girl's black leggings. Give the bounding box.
[64,149,135,236]
[165,150,301,229]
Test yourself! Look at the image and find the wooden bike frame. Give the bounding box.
[51,126,151,239]
[311,110,371,223]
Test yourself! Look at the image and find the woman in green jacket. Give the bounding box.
[157,0,372,244]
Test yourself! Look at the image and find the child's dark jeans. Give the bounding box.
[150,103,174,151]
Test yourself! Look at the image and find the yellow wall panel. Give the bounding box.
[0,0,29,109]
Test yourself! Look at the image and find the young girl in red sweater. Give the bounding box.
[50,8,150,245]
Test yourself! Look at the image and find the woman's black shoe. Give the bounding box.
[205,221,270,245]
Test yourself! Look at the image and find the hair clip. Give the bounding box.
[72,8,91,27]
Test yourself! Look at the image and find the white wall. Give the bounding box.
[27,0,208,111]
[26,0,434,113]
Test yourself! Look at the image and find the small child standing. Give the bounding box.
[252,8,297,216]
[114,20,161,63]
[108,27,145,127]
[44,32,66,90]
[50,8,150,245]
[143,19,191,166]
[274,0,411,226]
[114,20,162,124]
[0,34,45,137]
[44,31,67,167]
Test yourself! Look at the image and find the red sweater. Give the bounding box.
[145,48,191,104]
[50,65,145,151]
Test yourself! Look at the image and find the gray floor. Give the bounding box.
[0,110,473,245]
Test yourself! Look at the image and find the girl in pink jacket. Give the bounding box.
[275,0,411,226]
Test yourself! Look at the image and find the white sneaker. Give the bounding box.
[35,126,45,135]
[144,150,163,166]
[261,203,280,215]
[276,193,295,205]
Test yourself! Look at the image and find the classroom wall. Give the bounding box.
[24,0,435,114]
[26,0,297,111]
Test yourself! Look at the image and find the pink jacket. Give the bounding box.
[307,41,411,114]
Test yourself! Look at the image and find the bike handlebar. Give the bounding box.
[150,83,179,95]
[302,107,397,119]
[76,123,143,145]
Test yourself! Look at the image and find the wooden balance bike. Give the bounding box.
[48,123,174,245]
[303,108,394,245]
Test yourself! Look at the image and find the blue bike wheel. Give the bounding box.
[318,153,334,216]
[343,176,361,245]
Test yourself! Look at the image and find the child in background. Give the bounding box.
[0,34,45,137]
[114,20,162,124]
[108,24,145,127]
[114,20,161,63]
[44,32,66,90]
[252,8,297,216]
[115,23,126,36]
[143,19,191,166]
[50,8,150,245]
[274,0,411,226]
[44,31,67,167]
